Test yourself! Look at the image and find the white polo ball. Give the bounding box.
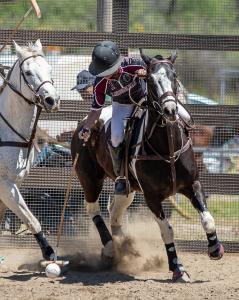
[45,263,61,278]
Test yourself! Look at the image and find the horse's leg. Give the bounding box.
[145,195,190,282]
[0,179,55,260]
[108,192,135,237]
[181,180,224,259]
[75,156,113,264]
[0,200,7,225]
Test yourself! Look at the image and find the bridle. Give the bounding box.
[0,54,54,108]
[129,58,192,195]
[147,59,179,121]
[0,54,55,163]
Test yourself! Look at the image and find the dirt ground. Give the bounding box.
[0,237,238,300]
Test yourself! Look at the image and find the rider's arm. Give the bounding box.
[121,57,147,76]
[82,77,107,131]
[83,109,102,130]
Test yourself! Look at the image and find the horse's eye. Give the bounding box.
[25,71,32,76]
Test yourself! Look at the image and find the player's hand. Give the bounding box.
[78,127,91,142]
[135,69,147,78]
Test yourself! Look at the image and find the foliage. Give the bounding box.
[0,0,238,35]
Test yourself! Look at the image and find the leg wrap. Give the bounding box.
[156,218,182,272]
[109,192,135,227]
[93,215,112,246]
[200,211,215,234]
[85,200,100,219]
[155,217,174,244]
[34,231,55,260]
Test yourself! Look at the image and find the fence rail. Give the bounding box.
[1,30,239,51]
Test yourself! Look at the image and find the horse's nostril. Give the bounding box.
[164,107,170,115]
[45,97,55,106]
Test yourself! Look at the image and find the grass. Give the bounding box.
[172,194,239,220]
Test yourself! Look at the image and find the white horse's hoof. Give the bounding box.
[172,269,191,283]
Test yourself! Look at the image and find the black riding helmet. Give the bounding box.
[89,41,121,77]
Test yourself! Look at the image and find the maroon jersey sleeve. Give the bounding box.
[91,77,107,110]
[121,57,146,74]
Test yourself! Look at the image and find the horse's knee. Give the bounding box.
[200,211,215,233]
[85,200,100,219]
[109,192,135,227]
[0,180,41,234]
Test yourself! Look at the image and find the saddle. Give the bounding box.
[105,105,146,193]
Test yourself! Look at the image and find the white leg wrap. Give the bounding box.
[102,240,114,258]
[85,200,101,219]
[200,211,215,234]
[155,217,174,244]
[108,192,135,227]
[0,180,41,234]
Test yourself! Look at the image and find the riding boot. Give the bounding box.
[34,231,55,261]
[108,142,127,195]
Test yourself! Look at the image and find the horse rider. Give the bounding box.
[78,41,148,195]
[78,40,191,195]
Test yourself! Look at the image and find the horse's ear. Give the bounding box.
[34,39,43,52]
[139,48,151,66]
[168,51,177,64]
[13,40,24,58]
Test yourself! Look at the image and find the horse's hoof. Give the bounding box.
[111,225,124,238]
[100,253,113,270]
[172,269,191,283]
[42,246,55,261]
[208,243,224,260]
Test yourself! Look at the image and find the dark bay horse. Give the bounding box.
[71,51,224,282]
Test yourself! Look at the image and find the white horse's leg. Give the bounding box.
[108,192,135,237]
[0,179,55,260]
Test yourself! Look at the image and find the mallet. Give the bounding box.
[40,153,79,275]
[0,0,41,53]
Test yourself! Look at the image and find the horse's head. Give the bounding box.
[13,39,60,112]
[140,49,178,121]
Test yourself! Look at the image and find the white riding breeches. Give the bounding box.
[111,102,134,147]
[177,103,190,123]
[110,101,191,147]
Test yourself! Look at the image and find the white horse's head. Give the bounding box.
[13,39,60,112]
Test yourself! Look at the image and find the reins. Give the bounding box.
[128,59,193,195]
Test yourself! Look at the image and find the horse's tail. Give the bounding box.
[168,196,191,220]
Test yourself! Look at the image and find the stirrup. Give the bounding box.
[115,176,127,195]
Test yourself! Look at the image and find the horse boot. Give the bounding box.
[108,142,127,195]
[34,231,55,261]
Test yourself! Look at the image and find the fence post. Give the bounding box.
[97,0,112,32]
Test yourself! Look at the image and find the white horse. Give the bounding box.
[0,39,60,260]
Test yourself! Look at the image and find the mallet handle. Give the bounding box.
[55,153,79,251]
